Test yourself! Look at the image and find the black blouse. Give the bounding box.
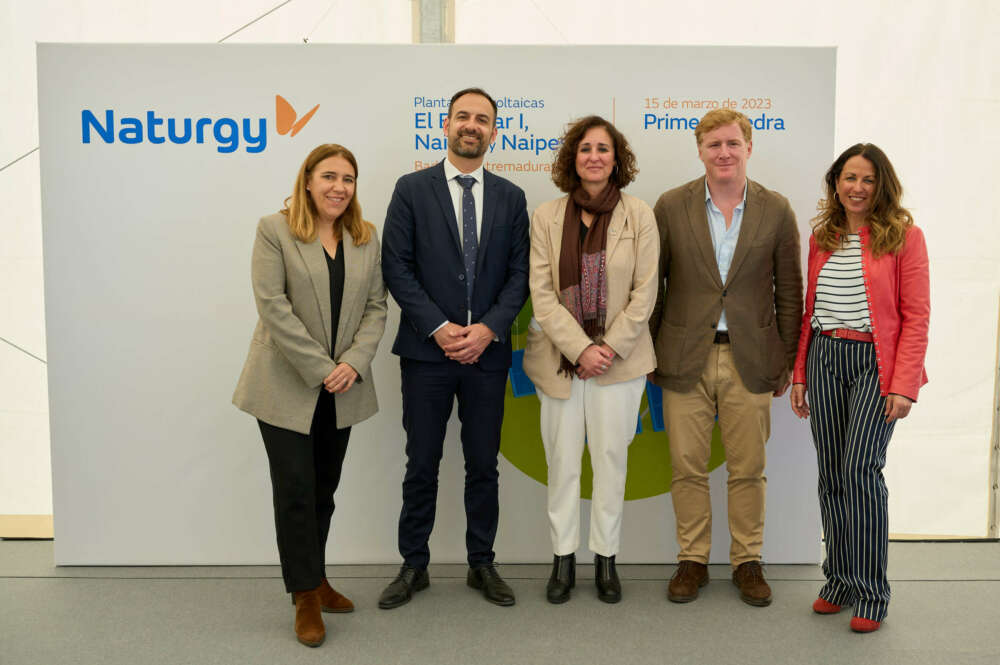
[325,245,345,357]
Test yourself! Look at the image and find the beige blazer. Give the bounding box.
[649,177,802,395]
[523,192,658,399]
[233,213,388,433]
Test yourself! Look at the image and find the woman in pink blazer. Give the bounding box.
[790,143,929,633]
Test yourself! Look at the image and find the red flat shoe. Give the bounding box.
[812,597,842,614]
[850,616,881,633]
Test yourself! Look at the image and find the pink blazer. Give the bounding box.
[792,225,929,401]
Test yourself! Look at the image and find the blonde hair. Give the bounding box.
[694,109,752,145]
[281,143,373,245]
[812,143,912,257]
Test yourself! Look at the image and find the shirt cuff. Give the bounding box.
[429,321,448,338]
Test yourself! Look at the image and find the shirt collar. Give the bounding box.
[443,158,484,185]
[705,179,748,211]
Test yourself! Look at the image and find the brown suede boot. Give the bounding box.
[292,588,326,647]
[732,561,772,607]
[319,578,355,613]
[667,560,709,603]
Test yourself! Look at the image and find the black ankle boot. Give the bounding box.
[594,554,621,603]
[546,553,575,604]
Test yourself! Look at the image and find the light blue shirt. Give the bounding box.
[705,180,747,332]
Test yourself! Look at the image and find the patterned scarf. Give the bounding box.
[557,182,620,375]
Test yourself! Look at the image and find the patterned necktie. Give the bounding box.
[455,175,478,312]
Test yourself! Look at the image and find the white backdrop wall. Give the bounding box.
[0,0,411,519]
[455,0,1000,539]
[40,43,830,565]
[3,1,998,543]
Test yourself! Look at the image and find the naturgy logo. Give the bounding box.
[275,95,319,137]
[80,95,320,154]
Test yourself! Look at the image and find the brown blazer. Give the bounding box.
[649,177,802,394]
[523,192,658,399]
[233,213,387,433]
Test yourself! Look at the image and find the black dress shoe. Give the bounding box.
[546,554,575,604]
[594,554,621,604]
[378,565,429,609]
[467,563,516,606]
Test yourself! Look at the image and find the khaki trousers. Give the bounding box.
[662,342,772,567]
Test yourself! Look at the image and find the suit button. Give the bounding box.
[458,274,465,281]
[722,289,727,296]
[711,323,717,329]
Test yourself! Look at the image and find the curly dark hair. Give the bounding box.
[813,143,912,257]
[551,115,638,193]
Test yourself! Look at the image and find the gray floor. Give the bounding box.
[2,540,998,665]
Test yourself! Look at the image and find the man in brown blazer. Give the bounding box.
[650,109,802,607]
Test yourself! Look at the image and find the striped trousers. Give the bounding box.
[806,334,896,622]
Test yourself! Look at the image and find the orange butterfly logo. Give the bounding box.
[275,95,320,137]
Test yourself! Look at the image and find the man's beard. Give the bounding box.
[450,131,488,158]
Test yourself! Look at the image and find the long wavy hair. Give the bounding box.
[813,143,912,257]
[551,115,638,193]
[281,143,373,245]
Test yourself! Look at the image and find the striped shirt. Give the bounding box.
[811,234,871,332]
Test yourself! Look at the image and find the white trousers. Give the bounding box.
[538,374,646,557]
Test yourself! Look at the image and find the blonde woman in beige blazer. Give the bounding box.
[233,144,386,648]
[522,117,658,605]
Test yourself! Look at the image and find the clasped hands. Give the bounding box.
[575,343,615,380]
[434,322,495,364]
[323,362,358,394]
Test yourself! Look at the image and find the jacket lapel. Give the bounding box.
[295,238,333,354]
[548,198,568,292]
[477,170,499,271]
[685,178,723,287]
[604,199,627,262]
[725,180,763,286]
[334,238,364,355]
[430,161,462,256]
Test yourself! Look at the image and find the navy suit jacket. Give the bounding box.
[382,160,530,371]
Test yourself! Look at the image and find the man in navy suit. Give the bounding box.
[379,88,530,608]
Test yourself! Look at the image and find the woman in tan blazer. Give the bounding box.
[232,144,387,647]
[522,116,658,604]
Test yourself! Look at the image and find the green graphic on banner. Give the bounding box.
[500,301,726,500]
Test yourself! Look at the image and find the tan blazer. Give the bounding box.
[649,177,802,395]
[233,213,388,433]
[523,192,658,399]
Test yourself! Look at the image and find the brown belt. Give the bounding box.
[713,331,730,344]
[820,328,873,342]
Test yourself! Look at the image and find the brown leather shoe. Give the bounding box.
[319,578,354,613]
[732,561,772,607]
[667,560,709,603]
[292,588,326,647]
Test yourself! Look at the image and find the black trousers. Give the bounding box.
[397,358,507,569]
[258,389,351,593]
